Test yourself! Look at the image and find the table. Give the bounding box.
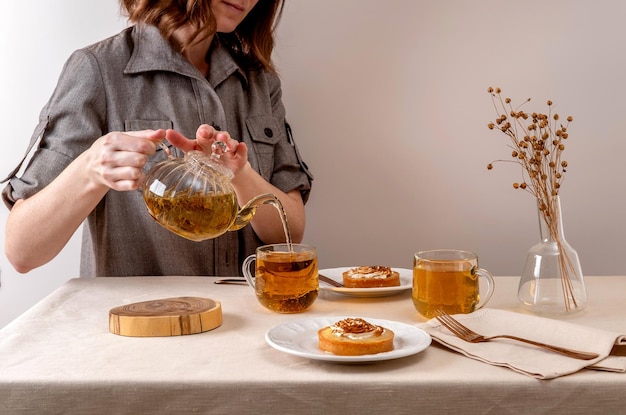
[0,276,625,414]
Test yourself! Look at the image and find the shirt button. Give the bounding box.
[264,128,274,138]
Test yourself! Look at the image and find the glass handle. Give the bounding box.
[475,268,495,310]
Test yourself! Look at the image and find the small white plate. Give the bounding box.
[319,267,412,297]
[265,316,431,363]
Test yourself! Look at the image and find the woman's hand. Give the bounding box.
[6,128,166,273]
[86,129,166,191]
[165,125,249,176]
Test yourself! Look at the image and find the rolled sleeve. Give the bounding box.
[2,49,107,208]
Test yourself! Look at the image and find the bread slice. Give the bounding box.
[318,318,394,356]
[342,266,400,288]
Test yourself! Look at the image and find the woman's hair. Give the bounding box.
[119,0,285,73]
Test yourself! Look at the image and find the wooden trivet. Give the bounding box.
[109,296,222,337]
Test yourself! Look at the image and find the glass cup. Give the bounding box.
[412,249,495,319]
[242,244,319,313]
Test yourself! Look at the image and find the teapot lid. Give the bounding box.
[187,141,234,180]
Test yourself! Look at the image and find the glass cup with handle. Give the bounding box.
[412,249,495,319]
[242,244,318,313]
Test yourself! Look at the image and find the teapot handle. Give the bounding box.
[157,141,171,156]
[139,141,171,191]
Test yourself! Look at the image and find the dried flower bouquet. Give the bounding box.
[486,87,583,311]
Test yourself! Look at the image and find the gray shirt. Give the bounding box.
[2,24,313,277]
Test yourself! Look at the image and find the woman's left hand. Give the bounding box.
[165,124,249,176]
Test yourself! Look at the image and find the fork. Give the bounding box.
[434,309,600,360]
[318,274,344,287]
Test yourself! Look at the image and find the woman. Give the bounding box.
[2,0,312,277]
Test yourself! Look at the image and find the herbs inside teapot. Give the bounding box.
[142,141,286,242]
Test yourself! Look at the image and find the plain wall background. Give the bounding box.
[1,0,625,328]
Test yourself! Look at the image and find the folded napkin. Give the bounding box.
[420,308,626,379]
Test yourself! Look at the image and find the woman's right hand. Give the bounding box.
[86,129,166,191]
[5,128,166,273]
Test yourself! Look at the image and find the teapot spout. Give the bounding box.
[229,193,279,231]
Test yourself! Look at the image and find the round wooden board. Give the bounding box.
[109,296,222,337]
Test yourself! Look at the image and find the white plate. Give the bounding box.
[319,267,412,297]
[265,316,431,363]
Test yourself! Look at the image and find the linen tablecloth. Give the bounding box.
[1,276,625,414]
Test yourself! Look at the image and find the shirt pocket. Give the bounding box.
[124,120,173,132]
[245,117,282,179]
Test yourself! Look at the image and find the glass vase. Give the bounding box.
[518,195,587,314]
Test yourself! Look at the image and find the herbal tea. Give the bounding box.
[412,268,479,318]
[412,250,495,319]
[144,190,237,241]
[252,247,318,313]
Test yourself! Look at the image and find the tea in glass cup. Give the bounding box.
[242,244,318,313]
[412,249,495,319]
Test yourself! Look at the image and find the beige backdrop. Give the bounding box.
[1,0,625,327]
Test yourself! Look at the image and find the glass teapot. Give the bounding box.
[142,141,280,241]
